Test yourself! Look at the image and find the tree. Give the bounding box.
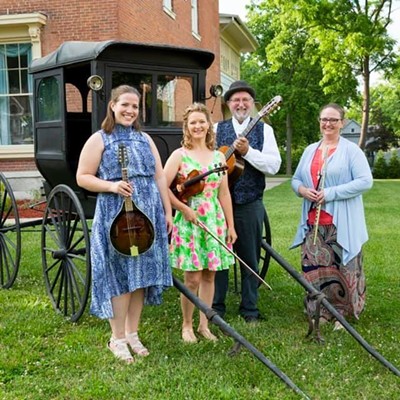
[297,0,397,149]
[370,78,400,138]
[347,78,400,154]
[244,0,397,155]
[243,1,334,174]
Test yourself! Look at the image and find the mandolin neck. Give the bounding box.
[121,167,135,212]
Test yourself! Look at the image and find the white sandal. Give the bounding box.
[108,337,134,363]
[126,332,150,356]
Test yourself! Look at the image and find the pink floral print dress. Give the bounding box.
[169,149,234,272]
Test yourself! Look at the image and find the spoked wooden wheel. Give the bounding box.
[259,210,272,285]
[0,172,21,289]
[41,184,91,322]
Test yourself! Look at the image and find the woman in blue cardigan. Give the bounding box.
[291,103,373,330]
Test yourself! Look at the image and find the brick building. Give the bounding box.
[0,0,221,177]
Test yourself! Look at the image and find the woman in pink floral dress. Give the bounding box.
[164,103,237,343]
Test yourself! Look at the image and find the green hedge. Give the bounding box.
[373,149,400,179]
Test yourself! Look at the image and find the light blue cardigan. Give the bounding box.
[291,136,373,265]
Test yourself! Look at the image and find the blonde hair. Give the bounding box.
[181,102,215,150]
[101,85,141,133]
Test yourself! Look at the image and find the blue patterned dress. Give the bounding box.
[90,125,172,319]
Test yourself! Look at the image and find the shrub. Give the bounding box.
[373,150,389,179]
[0,181,12,211]
[278,145,307,175]
[387,150,400,179]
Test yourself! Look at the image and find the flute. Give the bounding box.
[312,145,329,245]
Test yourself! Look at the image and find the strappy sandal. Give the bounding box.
[126,332,150,356]
[197,327,218,342]
[108,337,134,364]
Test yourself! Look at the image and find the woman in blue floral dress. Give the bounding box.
[77,85,173,363]
[164,103,237,343]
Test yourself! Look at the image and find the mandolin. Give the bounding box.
[171,164,228,203]
[219,95,283,185]
[109,144,155,256]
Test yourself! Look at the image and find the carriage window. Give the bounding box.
[112,71,194,127]
[37,77,61,122]
[112,72,152,124]
[66,83,82,112]
[157,75,193,127]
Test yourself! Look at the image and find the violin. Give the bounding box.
[218,95,283,186]
[171,164,228,203]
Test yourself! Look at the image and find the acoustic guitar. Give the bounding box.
[219,95,283,185]
[109,144,155,256]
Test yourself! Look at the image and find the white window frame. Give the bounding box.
[163,0,176,19]
[191,0,201,40]
[0,13,46,159]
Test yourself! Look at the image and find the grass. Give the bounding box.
[1,180,399,400]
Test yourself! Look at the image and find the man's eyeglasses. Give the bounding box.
[229,97,253,104]
[319,118,341,124]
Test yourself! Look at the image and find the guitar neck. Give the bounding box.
[225,114,262,160]
[121,167,134,212]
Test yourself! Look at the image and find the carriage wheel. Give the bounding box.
[0,172,21,289]
[41,184,91,322]
[259,210,272,286]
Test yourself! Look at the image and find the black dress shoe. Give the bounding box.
[243,314,265,324]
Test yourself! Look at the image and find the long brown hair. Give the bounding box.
[101,85,141,134]
[181,102,215,150]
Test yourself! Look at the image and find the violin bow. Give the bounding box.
[195,220,272,291]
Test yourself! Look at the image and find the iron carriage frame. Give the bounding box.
[0,40,271,322]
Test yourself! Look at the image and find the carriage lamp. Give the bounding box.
[87,75,104,91]
[203,84,223,100]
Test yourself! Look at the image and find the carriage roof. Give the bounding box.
[30,40,215,73]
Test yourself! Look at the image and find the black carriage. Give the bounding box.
[0,39,271,322]
[0,40,215,321]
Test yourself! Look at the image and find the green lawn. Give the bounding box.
[0,180,399,400]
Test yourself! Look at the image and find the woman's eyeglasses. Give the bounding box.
[319,118,341,124]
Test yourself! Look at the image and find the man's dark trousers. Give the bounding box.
[213,199,265,318]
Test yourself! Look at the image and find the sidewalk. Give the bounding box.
[265,176,290,190]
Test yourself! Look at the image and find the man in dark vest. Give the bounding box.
[212,80,281,323]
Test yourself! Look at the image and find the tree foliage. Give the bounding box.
[348,74,400,153]
[242,0,398,169]
[243,1,333,173]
